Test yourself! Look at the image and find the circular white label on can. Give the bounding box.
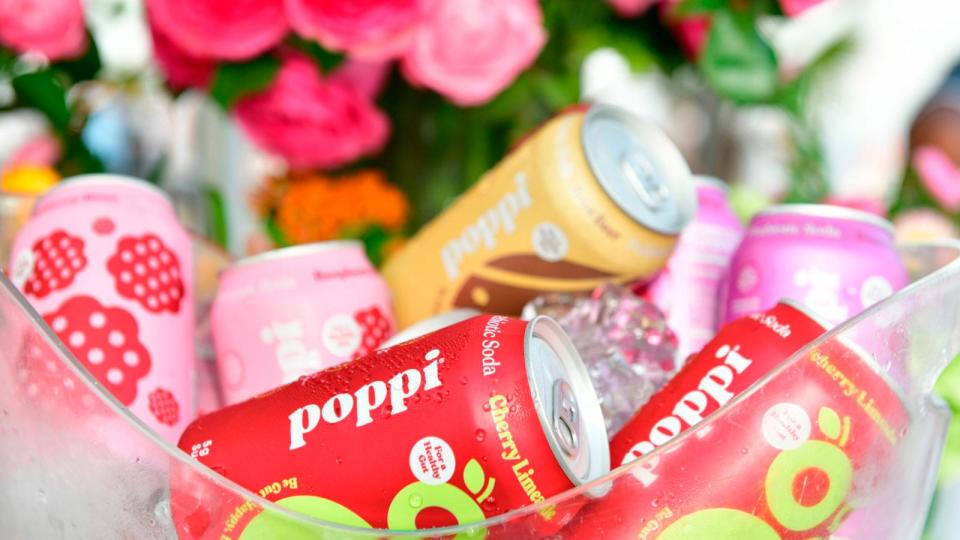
[736,264,758,293]
[860,275,894,309]
[409,436,455,485]
[322,314,361,357]
[11,249,34,289]
[762,402,811,450]
[531,222,569,262]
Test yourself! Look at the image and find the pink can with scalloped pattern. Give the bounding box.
[211,241,396,406]
[9,174,195,443]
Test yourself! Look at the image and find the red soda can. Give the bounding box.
[8,175,194,442]
[611,301,825,462]
[174,315,609,538]
[574,306,908,539]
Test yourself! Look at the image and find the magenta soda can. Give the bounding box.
[722,204,908,328]
[643,176,744,361]
[8,174,195,442]
[211,241,395,405]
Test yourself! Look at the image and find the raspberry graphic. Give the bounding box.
[148,388,180,426]
[93,217,115,236]
[16,332,94,411]
[106,233,184,314]
[22,230,87,298]
[352,306,393,359]
[43,295,152,406]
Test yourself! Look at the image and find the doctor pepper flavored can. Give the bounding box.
[9,174,195,443]
[382,104,696,327]
[174,315,609,538]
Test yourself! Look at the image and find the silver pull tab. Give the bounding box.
[620,149,669,210]
[552,379,580,457]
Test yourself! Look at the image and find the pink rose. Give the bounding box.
[661,0,710,60]
[329,59,390,100]
[0,0,86,61]
[401,0,546,106]
[149,18,215,90]
[606,0,659,18]
[285,0,419,61]
[235,53,389,169]
[780,0,825,17]
[146,0,288,61]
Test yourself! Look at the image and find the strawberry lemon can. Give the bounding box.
[211,241,395,405]
[723,204,908,328]
[8,174,194,442]
[383,104,695,327]
[642,176,744,361]
[174,314,609,538]
[576,309,908,539]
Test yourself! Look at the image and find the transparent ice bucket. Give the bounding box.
[1,241,958,539]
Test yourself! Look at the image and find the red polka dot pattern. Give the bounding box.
[23,229,87,298]
[352,306,393,360]
[148,388,180,426]
[43,295,152,406]
[106,234,185,314]
[16,333,95,411]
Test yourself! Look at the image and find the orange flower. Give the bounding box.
[271,169,409,245]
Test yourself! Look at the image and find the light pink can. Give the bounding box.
[643,176,744,361]
[211,241,395,405]
[722,204,908,328]
[8,174,195,443]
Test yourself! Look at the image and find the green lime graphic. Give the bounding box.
[658,508,780,540]
[817,407,842,441]
[765,441,852,531]
[388,482,487,539]
[240,495,372,539]
[464,459,485,495]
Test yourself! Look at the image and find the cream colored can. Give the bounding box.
[383,104,696,328]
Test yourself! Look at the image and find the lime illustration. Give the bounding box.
[765,440,852,531]
[388,482,487,539]
[240,495,372,539]
[659,508,780,540]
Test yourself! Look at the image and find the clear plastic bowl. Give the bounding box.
[1,242,958,539]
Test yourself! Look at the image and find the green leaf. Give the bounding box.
[463,459,485,495]
[12,70,70,130]
[676,0,727,16]
[302,41,345,72]
[210,56,280,110]
[56,30,101,82]
[699,10,778,103]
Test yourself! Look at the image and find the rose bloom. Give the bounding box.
[235,53,389,169]
[285,0,419,60]
[606,0,658,18]
[402,0,546,106]
[148,18,214,89]
[780,0,825,17]
[146,0,287,61]
[0,0,86,61]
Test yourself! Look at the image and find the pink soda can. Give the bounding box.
[8,174,195,443]
[643,176,744,361]
[211,241,395,405]
[722,204,908,328]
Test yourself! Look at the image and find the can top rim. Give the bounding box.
[35,174,174,211]
[582,104,696,236]
[757,204,894,234]
[225,240,365,271]
[694,175,729,191]
[524,315,611,495]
